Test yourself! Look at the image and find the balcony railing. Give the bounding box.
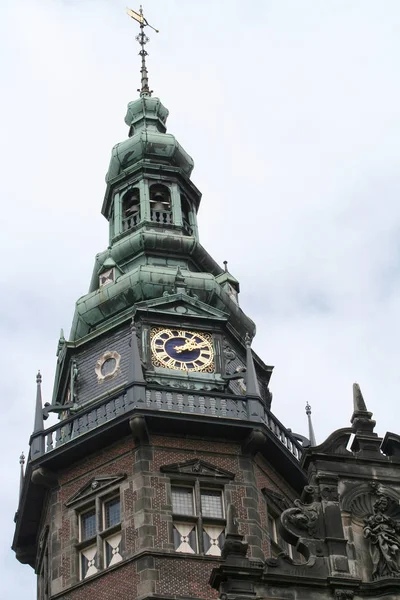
[31,385,303,462]
[151,209,173,225]
[122,212,140,231]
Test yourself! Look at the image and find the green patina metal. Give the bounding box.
[69,94,255,345]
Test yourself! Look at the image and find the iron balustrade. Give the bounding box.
[30,385,303,461]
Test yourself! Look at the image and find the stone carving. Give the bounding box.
[334,590,354,599]
[363,495,400,579]
[287,500,319,537]
[223,342,236,370]
[320,485,339,502]
[192,460,202,473]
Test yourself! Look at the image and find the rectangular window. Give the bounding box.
[200,490,224,518]
[172,487,194,515]
[171,484,225,556]
[77,491,122,581]
[268,513,290,556]
[103,497,120,529]
[80,508,96,541]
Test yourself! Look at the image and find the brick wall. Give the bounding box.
[42,431,297,598]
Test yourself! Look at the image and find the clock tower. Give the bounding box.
[13,10,308,600]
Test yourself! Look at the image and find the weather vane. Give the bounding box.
[126,6,159,98]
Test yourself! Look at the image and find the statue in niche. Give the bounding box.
[363,495,400,579]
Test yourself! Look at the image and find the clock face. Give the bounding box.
[151,328,214,372]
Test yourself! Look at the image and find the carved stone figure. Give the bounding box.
[363,495,400,579]
[287,500,319,537]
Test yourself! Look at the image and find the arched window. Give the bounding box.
[181,195,193,235]
[122,188,140,232]
[150,184,172,224]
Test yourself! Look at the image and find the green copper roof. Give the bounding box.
[106,97,194,183]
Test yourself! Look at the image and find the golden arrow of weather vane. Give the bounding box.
[126,7,159,33]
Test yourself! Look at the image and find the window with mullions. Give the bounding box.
[78,495,122,580]
[171,485,225,556]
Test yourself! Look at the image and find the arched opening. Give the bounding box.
[181,194,193,235]
[150,184,172,224]
[122,188,140,232]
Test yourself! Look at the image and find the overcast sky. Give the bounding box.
[2,0,400,595]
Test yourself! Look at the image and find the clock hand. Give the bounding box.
[174,340,208,353]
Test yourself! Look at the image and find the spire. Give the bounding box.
[305,402,317,446]
[126,6,159,98]
[244,334,261,398]
[19,452,25,498]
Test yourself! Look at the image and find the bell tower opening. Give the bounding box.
[122,188,140,232]
[150,183,172,224]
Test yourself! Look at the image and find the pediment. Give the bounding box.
[65,474,127,507]
[160,458,234,480]
[134,293,229,321]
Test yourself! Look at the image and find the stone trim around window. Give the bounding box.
[95,351,121,382]
[170,483,226,556]
[75,490,122,580]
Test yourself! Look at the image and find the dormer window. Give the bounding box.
[99,268,115,287]
[122,188,140,231]
[150,184,172,224]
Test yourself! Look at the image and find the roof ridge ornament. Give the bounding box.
[126,6,159,98]
[305,402,317,446]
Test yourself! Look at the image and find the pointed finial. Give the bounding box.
[126,6,159,98]
[244,333,261,398]
[350,383,380,454]
[223,260,228,272]
[128,318,145,385]
[19,452,25,498]
[353,382,367,413]
[350,382,376,434]
[226,503,239,535]
[57,329,66,357]
[34,371,43,432]
[305,402,317,446]
[32,371,45,457]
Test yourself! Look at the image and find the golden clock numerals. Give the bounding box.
[161,329,174,338]
[150,327,214,373]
